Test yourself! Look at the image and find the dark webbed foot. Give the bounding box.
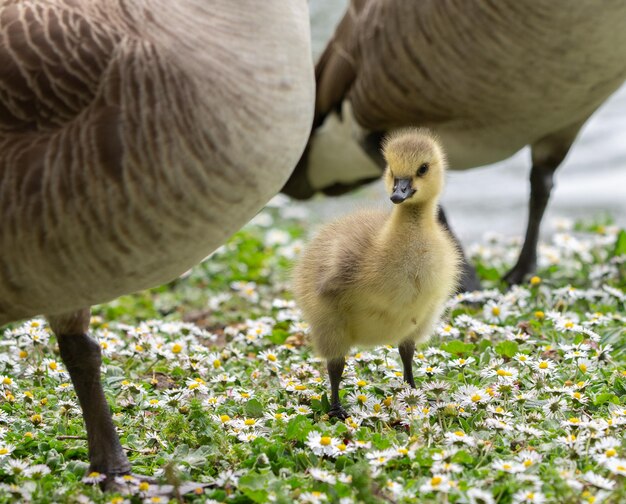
[503,262,533,286]
[328,403,349,420]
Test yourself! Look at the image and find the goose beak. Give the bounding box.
[390,178,416,204]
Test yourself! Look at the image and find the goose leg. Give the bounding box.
[437,207,481,292]
[398,339,416,388]
[48,309,131,480]
[327,357,348,419]
[503,123,583,285]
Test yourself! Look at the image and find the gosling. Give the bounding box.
[293,129,461,418]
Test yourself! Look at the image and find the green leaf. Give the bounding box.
[286,415,314,442]
[451,450,474,465]
[495,341,519,359]
[594,393,620,406]
[614,229,626,256]
[441,340,476,356]
[238,472,271,503]
[476,263,501,281]
[245,398,265,418]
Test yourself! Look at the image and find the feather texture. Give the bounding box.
[0,0,314,322]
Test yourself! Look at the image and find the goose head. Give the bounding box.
[382,129,446,206]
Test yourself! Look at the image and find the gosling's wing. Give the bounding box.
[314,209,384,297]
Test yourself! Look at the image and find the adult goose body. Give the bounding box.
[0,0,313,484]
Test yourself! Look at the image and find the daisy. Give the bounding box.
[419,474,454,493]
[305,432,340,457]
[444,430,476,448]
[582,471,615,491]
[605,458,626,476]
[511,490,546,504]
[516,450,542,469]
[366,449,398,467]
[492,459,525,473]
[299,491,328,503]
[308,468,337,484]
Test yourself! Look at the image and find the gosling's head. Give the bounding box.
[382,128,446,206]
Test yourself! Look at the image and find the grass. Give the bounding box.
[0,196,625,503]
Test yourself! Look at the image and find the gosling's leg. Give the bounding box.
[48,309,131,480]
[504,123,584,285]
[398,339,416,388]
[327,357,348,419]
[437,207,481,292]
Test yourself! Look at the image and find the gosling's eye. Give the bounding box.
[417,163,429,176]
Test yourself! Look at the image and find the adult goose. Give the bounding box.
[284,0,626,286]
[0,0,314,485]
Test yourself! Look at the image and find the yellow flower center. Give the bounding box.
[530,276,541,286]
[295,385,306,391]
[139,482,150,491]
[431,476,442,486]
[172,344,182,354]
[240,392,250,398]
[565,321,574,329]
[357,394,367,403]
[213,359,221,368]
[495,407,504,413]
[88,472,100,478]
[426,367,434,373]
[0,448,8,455]
[219,415,230,423]
[573,392,582,399]
[267,354,277,362]
[539,361,549,369]
[2,377,12,385]
[606,449,617,457]
[244,419,256,426]
[454,431,465,437]
[320,436,332,446]
[491,307,501,316]
[569,417,579,424]
[356,380,367,387]
[503,464,512,470]
[459,359,466,364]
[523,459,533,467]
[19,351,28,359]
[471,394,482,402]
[496,369,512,377]
[384,397,393,407]
[579,364,587,373]
[337,443,347,451]
[535,311,545,319]
[373,404,382,413]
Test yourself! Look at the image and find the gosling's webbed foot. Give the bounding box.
[328,404,349,420]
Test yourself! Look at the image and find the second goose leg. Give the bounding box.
[327,357,348,419]
[504,123,584,285]
[398,339,416,388]
[48,309,131,481]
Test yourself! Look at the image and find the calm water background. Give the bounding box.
[304,0,626,245]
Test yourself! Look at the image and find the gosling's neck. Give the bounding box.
[389,198,439,230]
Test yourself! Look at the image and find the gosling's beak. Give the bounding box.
[390,178,416,204]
